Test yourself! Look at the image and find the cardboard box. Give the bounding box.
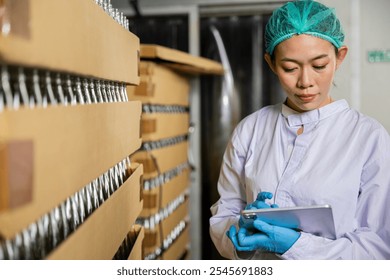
[140,44,224,75]
[128,225,144,260]
[131,141,188,177]
[143,198,189,255]
[129,45,222,260]
[0,0,139,84]
[47,163,143,260]
[141,168,190,216]
[141,113,189,141]
[127,62,190,106]
[0,101,142,237]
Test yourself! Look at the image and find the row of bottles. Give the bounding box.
[0,64,129,111]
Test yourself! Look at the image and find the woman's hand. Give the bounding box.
[227,219,300,254]
[245,192,278,210]
[230,192,299,254]
[239,192,278,229]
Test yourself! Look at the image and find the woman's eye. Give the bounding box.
[313,65,326,70]
[283,67,296,73]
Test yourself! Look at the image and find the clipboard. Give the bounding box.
[241,204,336,239]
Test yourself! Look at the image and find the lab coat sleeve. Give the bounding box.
[283,130,390,260]
[209,130,248,260]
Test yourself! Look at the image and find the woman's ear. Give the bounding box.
[264,53,277,74]
[336,46,348,69]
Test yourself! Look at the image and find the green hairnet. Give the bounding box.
[265,0,345,55]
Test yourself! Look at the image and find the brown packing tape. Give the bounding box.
[0,140,33,210]
[143,190,158,209]
[143,231,157,248]
[0,1,11,37]
[128,62,190,106]
[139,62,154,76]
[136,157,157,175]
[0,101,142,238]
[141,119,156,134]
[0,0,30,39]
[133,81,155,97]
[142,238,158,256]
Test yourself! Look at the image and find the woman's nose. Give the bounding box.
[297,68,313,89]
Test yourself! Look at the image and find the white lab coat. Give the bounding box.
[209,100,390,259]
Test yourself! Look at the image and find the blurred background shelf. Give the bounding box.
[0,0,143,260]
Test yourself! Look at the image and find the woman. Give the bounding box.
[209,0,390,260]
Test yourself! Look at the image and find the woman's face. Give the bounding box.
[265,34,348,112]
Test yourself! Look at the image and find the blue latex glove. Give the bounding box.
[227,220,300,254]
[239,192,278,228]
[226,225,253,252]
[246,192,277,210]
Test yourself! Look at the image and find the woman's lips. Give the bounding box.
[296,94,317,103]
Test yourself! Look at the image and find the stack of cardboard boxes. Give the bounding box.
[128,45,223,259]
[0,0,143,260]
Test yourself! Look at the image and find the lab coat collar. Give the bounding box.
[281,99,349,127]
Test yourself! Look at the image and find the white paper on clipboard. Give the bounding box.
[241,204,336,239]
